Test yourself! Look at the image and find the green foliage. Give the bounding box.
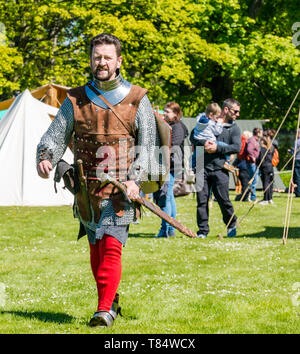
[0,0,299,128]
[279,171,292,188]
[0,46,23,96]
[232,34,300,129]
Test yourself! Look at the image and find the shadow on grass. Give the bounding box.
[2,310,74,323]
[128,232,156,238]
[241,226,300,239]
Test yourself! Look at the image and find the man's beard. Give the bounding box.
[94,67,113,81]
[226,114,234,123]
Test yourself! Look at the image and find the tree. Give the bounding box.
[0,0,299,128]
[0,22,23,97]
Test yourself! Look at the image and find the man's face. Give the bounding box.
[224,104,240,122]
[90,44,122,81]
[257,129,263,138]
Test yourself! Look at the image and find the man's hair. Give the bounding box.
[267,128,277,139]
[260,136,272,149]
[222,98,241,109]
[90,33,122,57]
[165,102,183,122]
[205,103,221,116]
[260,137,268,147]
[253,127,262,136]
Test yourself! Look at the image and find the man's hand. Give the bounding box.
[204,140,217,154]
[37,160,53,179]
[124,180,140,201]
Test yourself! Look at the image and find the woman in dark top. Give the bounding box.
[155,102,188,237]
[256,137,274,205]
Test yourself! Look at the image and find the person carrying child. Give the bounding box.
[190,98,242,238]
[192,103,238,182]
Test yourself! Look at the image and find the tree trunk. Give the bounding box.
[206,74,234,104]
[248,0,265,19]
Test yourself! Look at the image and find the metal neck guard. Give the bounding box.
[85,73,132,109]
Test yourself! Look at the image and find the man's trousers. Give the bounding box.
[196,168,236,236]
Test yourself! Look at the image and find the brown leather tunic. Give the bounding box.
[67,84,147,223]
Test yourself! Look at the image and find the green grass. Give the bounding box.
[0,191,299,334]
[279,171,292,188]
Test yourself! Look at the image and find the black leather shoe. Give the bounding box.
[88,293,121,327]
[89,311,114,327]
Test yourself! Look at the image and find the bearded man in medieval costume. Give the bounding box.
[37,33,162,327]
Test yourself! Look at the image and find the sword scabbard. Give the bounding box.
[76,159,92,222]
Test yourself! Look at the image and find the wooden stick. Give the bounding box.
[97,173,197,238]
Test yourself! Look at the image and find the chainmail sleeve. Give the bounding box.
[128,94,162,184]
[36,97,74,168]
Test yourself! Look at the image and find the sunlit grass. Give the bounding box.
[0,191,299,333]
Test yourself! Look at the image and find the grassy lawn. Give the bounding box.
[0,191,299,334]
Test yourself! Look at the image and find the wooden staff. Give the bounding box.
[97,172,197,238]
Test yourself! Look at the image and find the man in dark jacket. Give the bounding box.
[190,98,241,238]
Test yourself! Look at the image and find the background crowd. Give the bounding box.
[154,100,299,239]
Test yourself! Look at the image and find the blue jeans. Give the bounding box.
[247,162,258,200]
[159,172,176,234]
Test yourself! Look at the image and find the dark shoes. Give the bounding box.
[89,293,121,328]
[227,226,237,237]
[155,231,168,238]
[155,229,175,238]
[89,311,115,327]
[197,233,207,239]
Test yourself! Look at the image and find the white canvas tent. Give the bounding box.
[0,89,73,206]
